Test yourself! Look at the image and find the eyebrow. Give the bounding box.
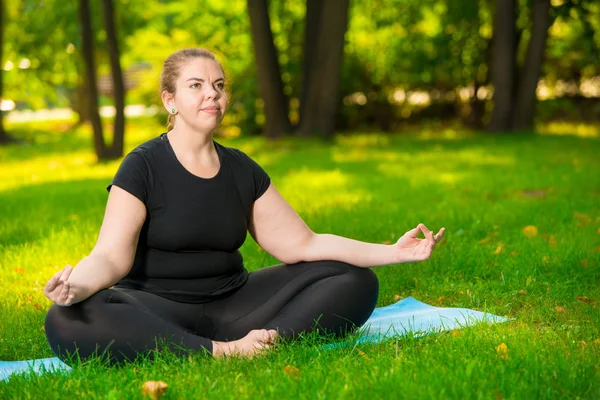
[185,77,225,83]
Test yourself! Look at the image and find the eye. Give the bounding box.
[216,82,225,90]
[190,83,200,89]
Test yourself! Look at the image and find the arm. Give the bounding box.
[44,185,146,305]
[248,183,444,268]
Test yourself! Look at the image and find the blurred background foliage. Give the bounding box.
[1,0,598,154]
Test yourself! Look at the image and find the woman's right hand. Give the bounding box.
[44,265,77,306]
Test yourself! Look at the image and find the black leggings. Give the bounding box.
[45,261,379,365]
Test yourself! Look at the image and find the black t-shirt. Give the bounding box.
[106,133,271,303]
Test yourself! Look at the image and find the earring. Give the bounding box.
[171,108,176,114]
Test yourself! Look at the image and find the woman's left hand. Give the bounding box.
[392,223,445,263]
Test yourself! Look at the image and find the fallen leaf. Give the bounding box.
[594,338,600,347]
[576,296,592,303]
[142,381,168,400]
[548,235,557,246]
[555,306,566,313]
[518,289,527,295]
[450,329,462,337]
[510,251,519,257]
[522,225,538,237]
[521,190,545,198]
[14,267,24,275]
[393,294,402,302]
[496,343,509,359]
[283,365,301,377]
[436,296,446,304]
[458,291,464,295]
[493,243,504,255]
[574,212,591,227]
[579,259,589,269]
[33,303,42,311]
[356,349,372,361]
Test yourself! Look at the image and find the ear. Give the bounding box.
[161,90,175,112]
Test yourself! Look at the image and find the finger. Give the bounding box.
[434,227,446,242]
[405,226,421,238]
[60,265,73,282]
[420,223,435,241]
[60,281,71,303]
[44,270,64,294]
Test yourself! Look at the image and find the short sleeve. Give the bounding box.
[244,153,271,200]
[106,151,151,204]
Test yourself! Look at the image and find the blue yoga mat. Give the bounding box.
[0,297,509,382]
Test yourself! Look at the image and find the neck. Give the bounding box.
[168,125,215,156]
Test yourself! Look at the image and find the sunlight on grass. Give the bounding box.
[538,122,599,138]
[278,168,372,214]
[0,153,119,192]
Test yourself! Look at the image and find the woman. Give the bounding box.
[43,48,444,364]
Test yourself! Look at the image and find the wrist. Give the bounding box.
[389,243,405,265]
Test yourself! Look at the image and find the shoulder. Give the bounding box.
[215,141,258,167]
[128,134,167,159]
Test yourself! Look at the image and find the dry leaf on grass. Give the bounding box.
[555,306,566,313]
[493,243,504,255]
[496,343,509,360]
[142,381,168,400]
[576,296,593,304]
[522,225,538,237]
[283,365,301,377]
[574,212,591,227]
[356,349,372,361]
[393,294,402,302]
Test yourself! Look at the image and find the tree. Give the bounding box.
[101,0,125,157]
[247,0,350,138]
[78,0,125,160]
[297,0,350,137]
[0,0,9,145]
[247,0,291,138]
[488,0,553,132]
[488,0,517,132]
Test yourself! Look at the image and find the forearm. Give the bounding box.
[67,253,127,303]
[302,233,397,268]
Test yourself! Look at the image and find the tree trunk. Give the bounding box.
[297,0,350,138]
[0,0,8,145]
[78,0,106,159]
[488,0,516,132]
[513,0,550,131]
[298,0,321,129]
[247,0,291,138]
[102,0,125,159]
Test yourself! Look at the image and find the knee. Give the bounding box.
[331,261,379,291]
[324,261,379,300]
[44,304,81,360]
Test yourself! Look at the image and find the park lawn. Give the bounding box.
[0,119,599,399]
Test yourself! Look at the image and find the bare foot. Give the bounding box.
[212,329,278,358]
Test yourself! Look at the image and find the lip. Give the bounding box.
[201,106,220,115]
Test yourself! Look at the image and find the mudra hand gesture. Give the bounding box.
[394,223,445,263]
[43,265,77,306]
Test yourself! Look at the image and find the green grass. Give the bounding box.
[1,119,599,399]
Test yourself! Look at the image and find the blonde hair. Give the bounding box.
[160,48,225,131]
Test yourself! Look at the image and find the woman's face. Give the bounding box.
[168,58,228,133]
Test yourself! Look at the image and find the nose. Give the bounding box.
[204,83,219,99]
